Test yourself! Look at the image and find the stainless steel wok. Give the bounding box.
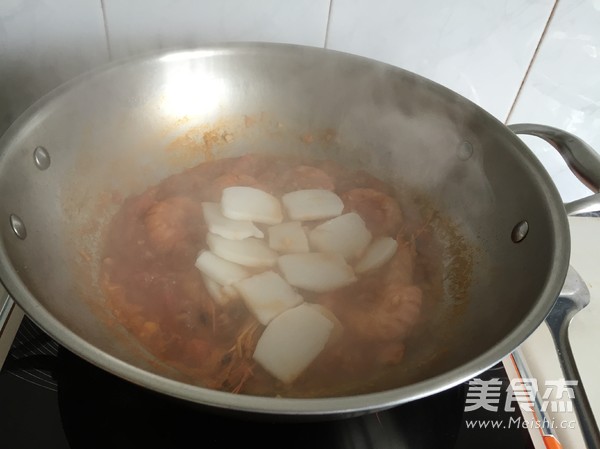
[0,44,599,419]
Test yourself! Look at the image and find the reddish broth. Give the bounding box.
[100,154,443,397]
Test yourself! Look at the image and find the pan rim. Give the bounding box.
[0,43,570,415]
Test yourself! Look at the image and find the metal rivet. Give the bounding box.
[511,220,529,243]
[10,214,27,240]
[33,146,51,170]
[457,141,474,161]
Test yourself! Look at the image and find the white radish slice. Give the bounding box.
[308,213,372,260]
[308,303,344,342]
[221,186,283,225]
[206,233,278,268]
[194,250,250,286]
[268,221,310,254]
[222,284,239,298]
[234,271,303,325]
[202,274,239,306]
[253,303,335,384]
[355,237,399,274]
[281,189,344,221]
[278,253,356,293]
[202,202,263,240]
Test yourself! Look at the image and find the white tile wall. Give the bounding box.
[508,0,600,202]
[0,0,598,206]
[325,0,555,121]
[102,0,331,60]
[0,0,109,135]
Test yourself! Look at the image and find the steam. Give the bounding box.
[268,48,497,232]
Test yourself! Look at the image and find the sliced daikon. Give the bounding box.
[278,253,356,292]
[268,221,310,254]
[202,274,239,306]
[221,186,283,225]
[355,237,398,274]
[309,213,372,260]
[281,189,344,221]
[222,284,239,298]
[253,303,335,383]
[202,202,263,240]
[194,250,250,286]
[234,271,303,325]
[310,304,344,342]
[206,233,278,268]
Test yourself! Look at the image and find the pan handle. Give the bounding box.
[508,123,600,215]
[546,266,600,449]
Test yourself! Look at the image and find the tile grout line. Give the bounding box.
[100,0,113,60]
[323,0,334,49]
[505,0,560,124]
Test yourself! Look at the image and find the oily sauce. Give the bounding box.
[100,154,444,397]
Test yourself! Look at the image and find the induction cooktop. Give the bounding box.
[0,317,535,449]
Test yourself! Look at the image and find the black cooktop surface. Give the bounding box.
[0,318,535,449]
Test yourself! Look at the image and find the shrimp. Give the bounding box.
[230,153,270,177]
[211,301,248,337]
[321,240,422,342]
[341,188,402,236]
[335,169,395,195]
[377,341,406,366]
[144,196,203,254]
[211,319,261,393]
[276,165,335,192]
[205,173,264,201]
[343,284,422,341]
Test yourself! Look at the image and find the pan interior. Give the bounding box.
[0,45,568,411]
